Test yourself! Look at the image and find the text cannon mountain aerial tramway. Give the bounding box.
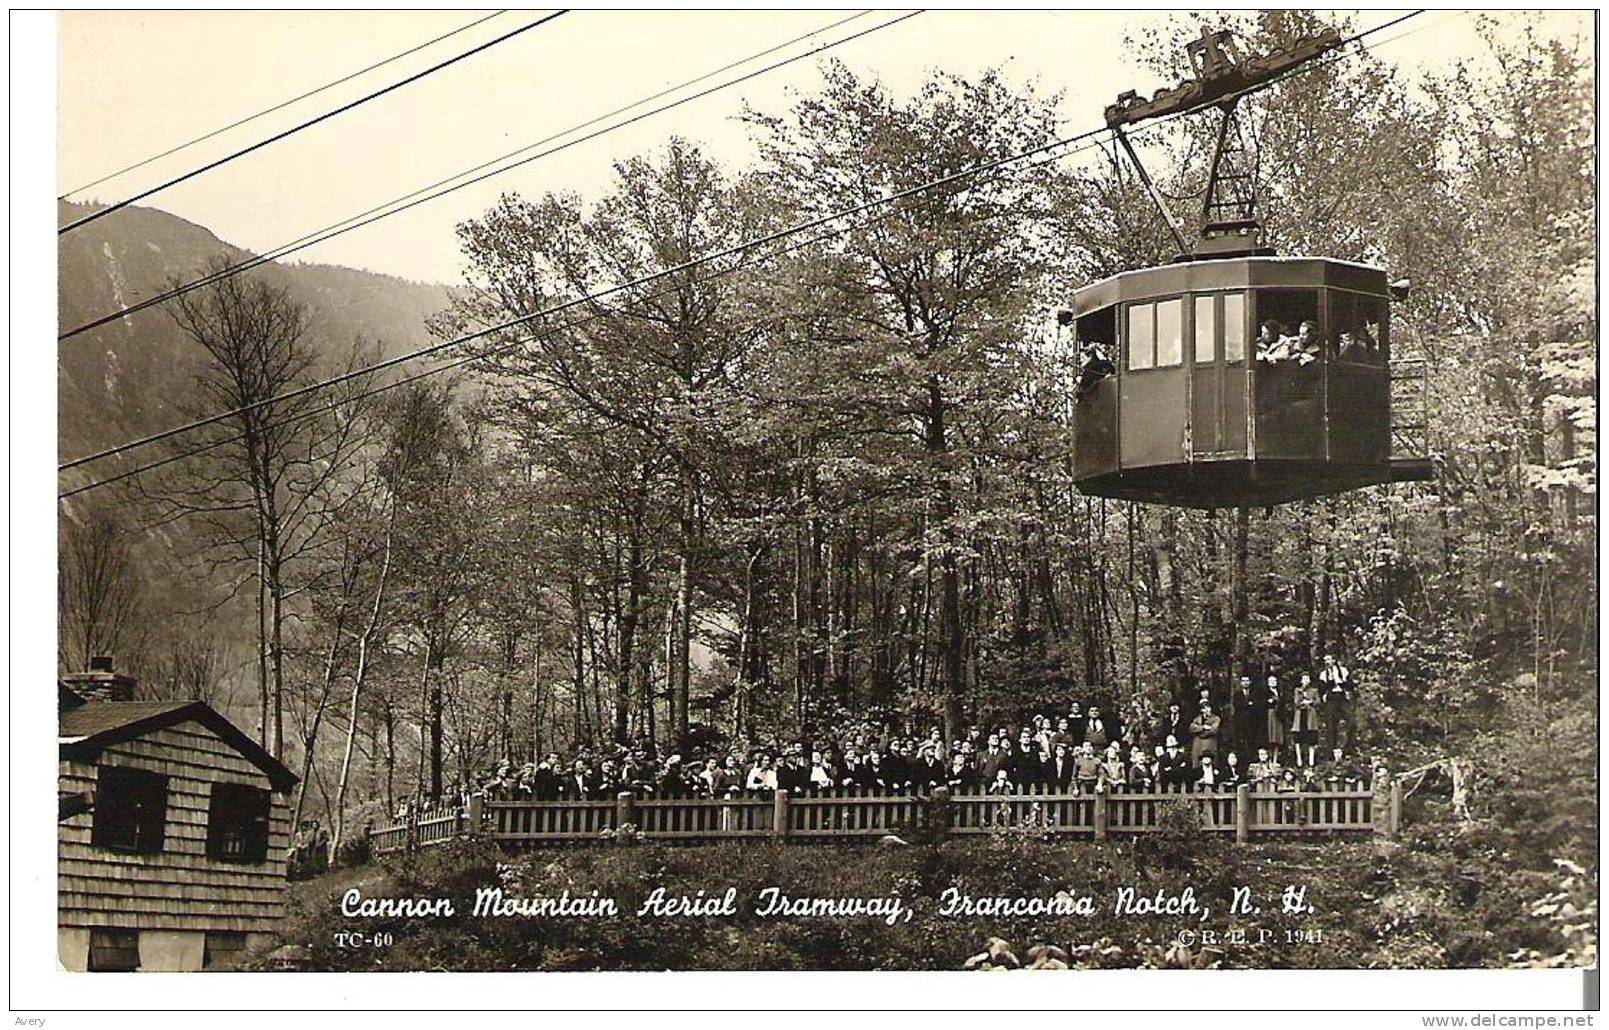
[1067,25,1434,508]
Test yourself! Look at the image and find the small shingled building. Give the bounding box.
[58,658,297,971]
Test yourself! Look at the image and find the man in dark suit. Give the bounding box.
[1050,718,1075,753]
[1010,732,1044,788]
[657,755,690,797]
[1067,703,1087,747]
[775,751,807,795]
[1160,737,1192,789]
[1159,702,1188,748]
[1104,703,1126,749]
[978,734,1009,785]
[532,755,562,801]
[562,760,595,800]
[1047,742,1077,790]
[1084,706,1112,751]
[855,752,887,791]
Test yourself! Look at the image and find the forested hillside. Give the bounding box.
[59,11,1594,871]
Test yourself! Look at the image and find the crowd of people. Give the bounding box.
[470,655,1373,804]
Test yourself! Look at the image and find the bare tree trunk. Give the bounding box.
[428,636,445,798]
[290,600,348,832]
[414,636,433,801]
[269,556,287,759]
[330,514,395,862]
[257,536,269,748]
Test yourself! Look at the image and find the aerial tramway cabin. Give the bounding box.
[1068,26,1433,508]
[58,658,297,971]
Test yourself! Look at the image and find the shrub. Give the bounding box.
[335,834,371,869]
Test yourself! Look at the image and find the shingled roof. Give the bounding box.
[59,699,298,792]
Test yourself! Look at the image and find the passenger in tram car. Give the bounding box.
[1255,318,1322,365]
[1254,319,1285,362]
[1337,312,1381,361]
[1076,340,1116,396]
[1292,320,1323,363]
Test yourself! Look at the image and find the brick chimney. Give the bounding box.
[60,656,138,703]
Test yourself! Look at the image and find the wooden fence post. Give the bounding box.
[1389,778,1403,836]
[772,790,790,840]
[466,794,484,839]
[1093,786,1108,840]
[1235,784,1250,844]
[616,791,636,836]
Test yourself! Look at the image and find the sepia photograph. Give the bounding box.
[22,4,1600,1012]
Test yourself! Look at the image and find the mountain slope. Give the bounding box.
[58,200,454,472]
[57,201,458,703]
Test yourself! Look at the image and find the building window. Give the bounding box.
[1126,297,1184,371]
[88,928,140,972]
[91,766,168,854]
[203,931,250,969]
[207,782,271,864]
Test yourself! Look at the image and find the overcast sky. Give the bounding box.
[58,9,1591,285]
